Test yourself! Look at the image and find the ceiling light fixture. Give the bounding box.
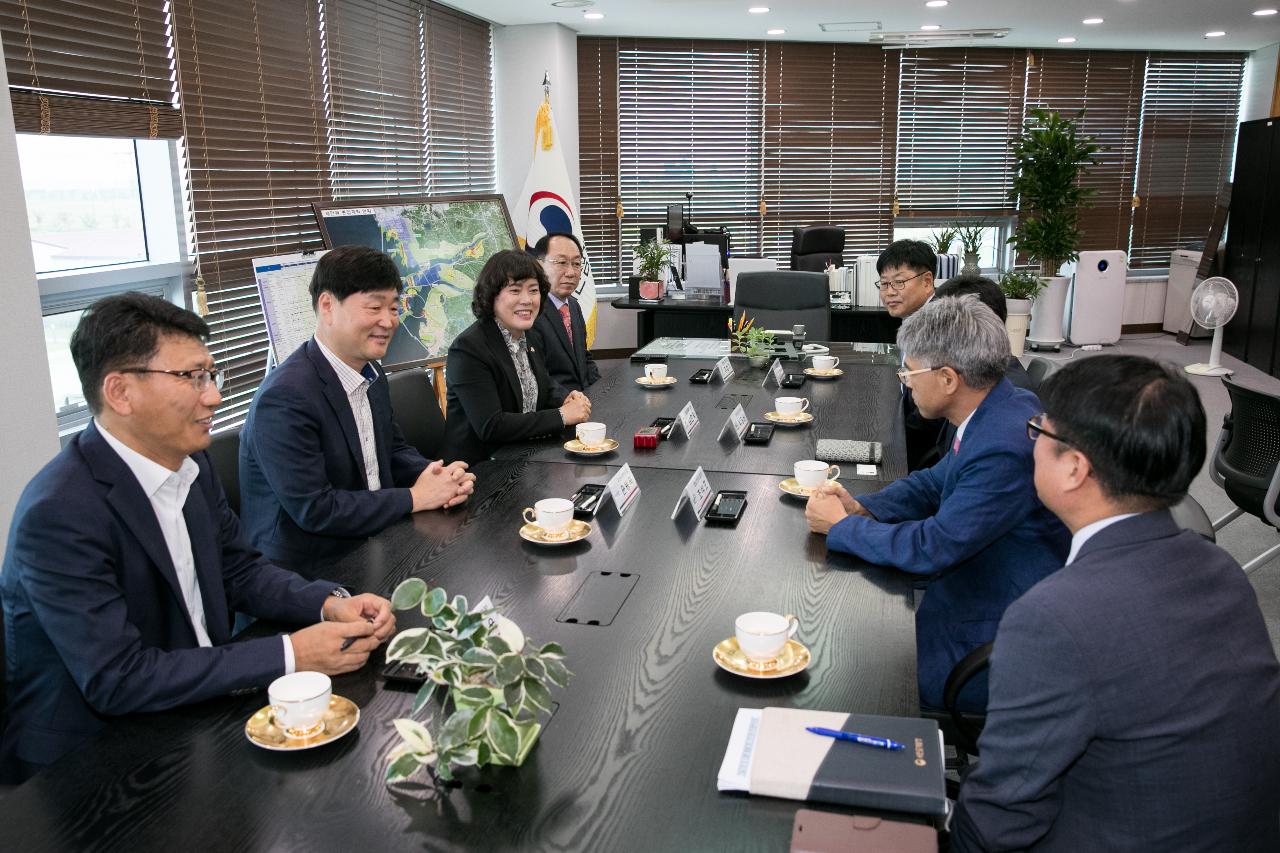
[1082,18,1103,25]
[1254,8,1278,15]
[1205,30,1226,37]
[926,0,949,7]
[767,28,785,35]
[921,24,941,30]
[748,6,770,13]
[1057,36,1077,43]
[583,11,604,19]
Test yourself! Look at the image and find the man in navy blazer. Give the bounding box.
[952,355,1280,851]
[0,294,395,782]
[239,246,475,570]
[528,232,600,394]
[806,296,1069,710]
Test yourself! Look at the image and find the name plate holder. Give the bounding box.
[671,466,714,521]
[605,464,641,516]
[713,355,735,383]
[675,401,701,438]
[718,403,750,443]
[761,358,785,388]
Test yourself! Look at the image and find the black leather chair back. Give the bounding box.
[789,226,845,272]
[388,368,445,460]
[1217,378,1280,522]
[1025,356,1054,392]
[207,428,241,516]
[732,271,831,340]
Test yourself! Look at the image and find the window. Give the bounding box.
[892,219,1012,274]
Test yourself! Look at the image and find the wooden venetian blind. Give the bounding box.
[422,1,495,194]
[895,47,1028,218]
[0,0,180,137]
[761,42,897,265]
[1130,52,1246,270]
[1024,49,1145,254]
[171,0,329,428]
[577,37,620,283]
[616,38,763,269]
[322,0,427,199]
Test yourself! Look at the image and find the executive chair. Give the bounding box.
[388,367,446,461]
[1025,356,1056,392]
[789,226,845,272]
[732,271,831,341]
[1210,377,1280,574]
[207,427,242,517]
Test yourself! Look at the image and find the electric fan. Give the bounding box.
[1184,276,1238,377]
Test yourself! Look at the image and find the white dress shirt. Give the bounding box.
[1065,513,1139,566]
[95,421,296,671]
[315,336,381,490]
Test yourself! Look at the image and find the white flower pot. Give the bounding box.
[1027,276,1068,350]
[1005,298,1031,358]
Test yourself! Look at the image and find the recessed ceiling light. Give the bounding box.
[767,28,785,35]
[583,11,604,19]
[926,0,949,7]
[748,6,770,13]
[1082,18,1104,25]
[1205,30,1226,37]
[1254,8,1278,15]
[1057,36,1076,43]
[920,24,941,30]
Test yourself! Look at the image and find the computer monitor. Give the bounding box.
[664,204,684,242]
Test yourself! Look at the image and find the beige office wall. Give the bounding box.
[1244,43,1280,122]
[0,37,62,561]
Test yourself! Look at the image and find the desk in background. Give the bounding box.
[611,297,901,347]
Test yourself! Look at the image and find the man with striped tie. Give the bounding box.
[529,232,601,394]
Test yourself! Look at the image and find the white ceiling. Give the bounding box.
[443,0,1280,52]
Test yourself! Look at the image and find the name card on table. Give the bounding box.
[606,463,641,516]
[721,403,749,441]
[762,358,785,388]
[671,465,715,521]
[714,355,735,383]
[677,400,701,437]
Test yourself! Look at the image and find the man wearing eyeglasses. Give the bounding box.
[528,232,600,394]
[804,296,1069,712]
[0,293,396,782]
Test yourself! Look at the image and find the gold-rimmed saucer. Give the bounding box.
[713,637,811,679]
[245,695,359,751]
[803,367,844,380]
[636,376,678,389]
[564,437,620,456]
[778,477,816,498]
[764,410,814,426]
[519,519,592,545]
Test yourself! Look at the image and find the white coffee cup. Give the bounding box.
[523,497,575,533]
[794,459,841,488]
[268,671,332,739]
[775,396,810,416]
[576,422,607,448]
[644,363,668,382]
[811,355,840,371]
[735,611,800,662]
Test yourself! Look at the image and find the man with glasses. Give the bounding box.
[952,355,1280,851]
[0,293,396,782]
[805,296,1069,712]
[528,232,600,394]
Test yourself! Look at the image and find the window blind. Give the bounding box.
[0,0,181,137]
[895,47,1028,218]
[1130,52,1245,270]
[322,0,427,199]
[761,42,896,264]
[577,37,620,283]
[422,1,495,194]
[171,0,330,428]
[616,38,763,273]
[1024,50,1145,254]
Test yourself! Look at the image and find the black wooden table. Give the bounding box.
[611,297,901,346]
[0,459,918,852]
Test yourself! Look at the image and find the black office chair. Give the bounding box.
[387,367,446,460]
[732,271,831,341]
[1210,377,1280,573]
[789,226,845,272]
[1025,356,1056,392]
[206,427,242,516]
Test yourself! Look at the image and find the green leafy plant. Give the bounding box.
[383,578,572,785]
[743,325,776,358]
[929,227,958,255]
[1007,108,1101,277]
[955,220,987,255]
[632,239,673,282]
[998,269,1047,302]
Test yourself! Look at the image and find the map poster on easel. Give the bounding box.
[253,251,326,365]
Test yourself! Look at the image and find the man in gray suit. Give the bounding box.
[951,354,1280,852]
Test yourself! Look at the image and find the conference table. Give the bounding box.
[0,341,922,852]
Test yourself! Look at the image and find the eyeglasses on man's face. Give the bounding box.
[546,258,584,272]
[119,366,226,392]
[896,364,944,386]
[875,270,929,292]
[1026,413,1072,446]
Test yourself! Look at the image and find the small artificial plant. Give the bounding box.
[632,239,673,282]
[383,578,572,785]
[929,227,958,255]
[998,269,1047,302]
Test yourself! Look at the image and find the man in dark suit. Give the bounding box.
[952,354,1280,851]
[239,246,475,570]
[806,295,1069,711]
[0,293,396,782]
[528,232,600,394]
[934,274,1033,391]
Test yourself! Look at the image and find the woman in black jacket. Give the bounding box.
[443,250,593,464]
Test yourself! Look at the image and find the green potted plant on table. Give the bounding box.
[956,221,987,275]
[1007,108,1100,351]
[383,578,572,785]
[633,240,672,302]
[730,315,776,368]
[998,270,1046,358]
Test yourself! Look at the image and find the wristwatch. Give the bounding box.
[322,587,351,621]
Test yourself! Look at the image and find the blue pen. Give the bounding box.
[806,726,905,751]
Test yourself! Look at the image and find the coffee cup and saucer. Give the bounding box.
[519,498,591,545]
[713,611,811,679]
[803,354,843,379]
[636,363,677,388]
[564,422,619,455]
[764,396,814,426]
[779,460,841,498]
[244,671,360,751]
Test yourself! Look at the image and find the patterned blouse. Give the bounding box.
[496,320,538,414]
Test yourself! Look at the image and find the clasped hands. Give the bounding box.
[559,390,592,425]
[411,459,475,511]
[291,592,396,675]
[805,480,871,535]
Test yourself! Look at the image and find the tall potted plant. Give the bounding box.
[1007,109,1100,351]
